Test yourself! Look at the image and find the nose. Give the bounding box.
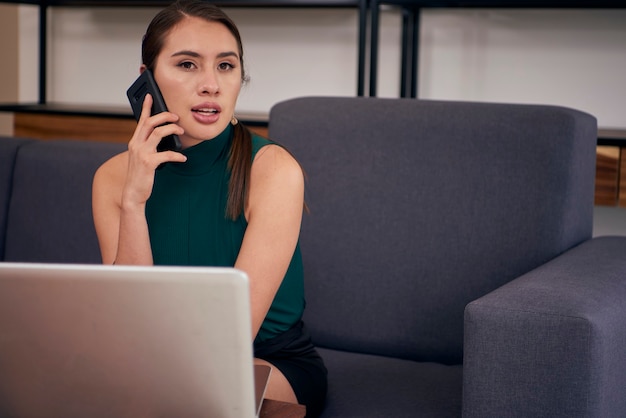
[199,69,219,95]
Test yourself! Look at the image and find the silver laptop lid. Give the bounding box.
[0,262,257,418]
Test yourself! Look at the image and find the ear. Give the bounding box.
[139,65,147,74]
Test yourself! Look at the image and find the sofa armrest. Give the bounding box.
[463,236,626,418]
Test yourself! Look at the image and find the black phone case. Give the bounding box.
[126,70,182,152]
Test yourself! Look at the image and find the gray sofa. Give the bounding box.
[1,96,625,417]
[0,137,124,263]
[268,97,626,418]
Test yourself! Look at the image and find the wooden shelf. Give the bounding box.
[0,102,269,126]
[8,104,268,143]
[0,102,133,118]
[595,129,626,208]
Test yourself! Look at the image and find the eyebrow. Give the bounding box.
[171,50,239,59]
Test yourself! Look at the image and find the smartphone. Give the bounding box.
[126,69,182,152]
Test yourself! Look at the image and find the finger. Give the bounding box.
[159,150,188,164]
[148,111,180,128]
[128,94,155,148]
[131,107,179,148]
[145,124,184,150]
[139,93,153,122]
[142,94,179,127]
[146,151,187,172]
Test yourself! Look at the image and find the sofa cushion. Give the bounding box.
[317,348,462,418]
[0,137,33,260]
[4,139,125,263]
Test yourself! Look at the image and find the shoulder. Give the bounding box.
[246,136,304,221]
[252,140,303,186]
[93,150,128,194]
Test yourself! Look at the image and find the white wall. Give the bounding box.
[18,5,626,128]
[418,9,626,129]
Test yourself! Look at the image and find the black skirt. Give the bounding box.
[254,321,328,418]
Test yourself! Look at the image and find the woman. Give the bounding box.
[92,1,327,416]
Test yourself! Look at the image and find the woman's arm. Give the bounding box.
[92,94,186,265]
[235,144,305,339]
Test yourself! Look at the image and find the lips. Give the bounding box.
[192,103,221,114]
[191,103,221,124]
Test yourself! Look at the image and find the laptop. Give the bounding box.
[0,262,270,418]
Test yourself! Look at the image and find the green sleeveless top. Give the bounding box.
[145,124,305,343]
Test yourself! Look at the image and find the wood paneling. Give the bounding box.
[15,113,136,143]
[619,149,626,207]
[14,112,268,143]
[595,146,620,206]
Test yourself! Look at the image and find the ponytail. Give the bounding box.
[226,122,252,221]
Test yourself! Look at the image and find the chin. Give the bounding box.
[192,126,227,142]
[210,122,231,137]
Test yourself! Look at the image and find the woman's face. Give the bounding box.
[151,16,242,148]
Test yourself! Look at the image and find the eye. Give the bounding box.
[218,62,235,71]
[178,61,196,70]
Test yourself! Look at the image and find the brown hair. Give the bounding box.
[142,0,252,220]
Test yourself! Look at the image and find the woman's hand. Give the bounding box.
[92,94,186,266]
[122,94,186,208]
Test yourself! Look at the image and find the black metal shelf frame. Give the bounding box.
[369,0,626,98]
[1,0,369,109]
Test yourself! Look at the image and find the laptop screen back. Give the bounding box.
[0,263,258,418]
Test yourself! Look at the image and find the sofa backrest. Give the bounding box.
[0,137,34,260]
[268,97,597,364]
[3,139,125,264]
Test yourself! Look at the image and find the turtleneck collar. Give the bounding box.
[164,124,233,176]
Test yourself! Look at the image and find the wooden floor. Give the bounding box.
[11,111,625,207]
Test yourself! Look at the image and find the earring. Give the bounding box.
[231,116,238,125]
